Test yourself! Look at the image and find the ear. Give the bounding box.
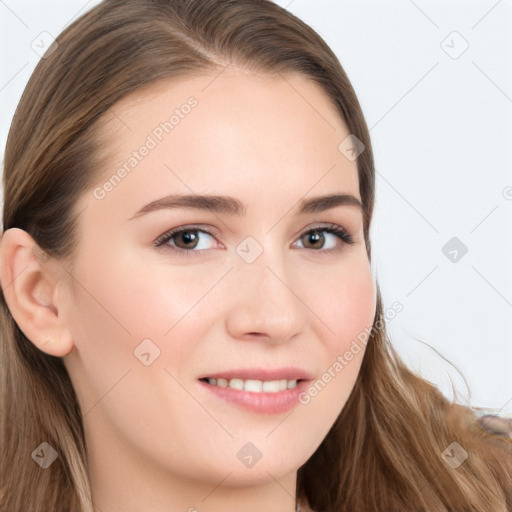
[0,228,74,357]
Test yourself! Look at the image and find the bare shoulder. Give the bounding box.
[449,403,512,464]
[475,412,512,439]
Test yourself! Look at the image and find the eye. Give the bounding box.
[153,225,217,256]
[294,223,354,253]
[153,223,355,257]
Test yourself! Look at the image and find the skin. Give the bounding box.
[0,68,376,512]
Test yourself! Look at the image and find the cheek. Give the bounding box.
[319,257,376,353]
[65,246,216,387]
[299,259,376,415]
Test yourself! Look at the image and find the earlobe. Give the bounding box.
[0,228,74,357]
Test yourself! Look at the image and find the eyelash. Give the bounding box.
[153,223,355,257]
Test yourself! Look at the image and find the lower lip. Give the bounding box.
[198,379,311,414]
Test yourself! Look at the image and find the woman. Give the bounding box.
[0,1,510,511]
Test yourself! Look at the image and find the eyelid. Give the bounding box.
[152,223,219,248]
[152,222,356,254]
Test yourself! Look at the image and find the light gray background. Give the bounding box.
[1,1,511,414]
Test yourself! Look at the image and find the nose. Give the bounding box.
[224,246,310,345]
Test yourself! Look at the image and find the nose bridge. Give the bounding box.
[225,233,307,340]
[236,231,291,296]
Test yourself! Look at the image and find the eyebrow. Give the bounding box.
[128,192,363,220]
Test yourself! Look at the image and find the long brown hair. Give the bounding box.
[1,1,510,510]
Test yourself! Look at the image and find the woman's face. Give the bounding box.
[62,69,376,502]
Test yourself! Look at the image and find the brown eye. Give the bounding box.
[295,225,354,252]
[301,230,325,249]
[154,223,354,258]
[154,226,217,255]
[172,229,200,250]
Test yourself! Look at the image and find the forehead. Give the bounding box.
[84,69,360,218]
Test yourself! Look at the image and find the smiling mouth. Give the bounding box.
[199,377,304,393]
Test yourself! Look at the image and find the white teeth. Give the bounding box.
[287,379,297,389]
[217,378,228,388]
[205,377,299,392]
[262,380,280,393]
[245,379,263,392]
[229,378,244,390]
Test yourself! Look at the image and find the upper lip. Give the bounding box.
[198,367,314,382]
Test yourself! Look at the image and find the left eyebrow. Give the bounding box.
[128,193,363,220]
